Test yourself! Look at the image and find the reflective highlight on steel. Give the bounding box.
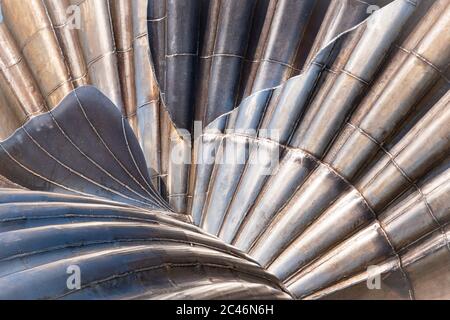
[0,0,448,300]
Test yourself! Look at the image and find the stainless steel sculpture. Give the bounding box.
[0,0,448,300]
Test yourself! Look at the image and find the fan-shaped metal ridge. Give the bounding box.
[0,86,291,300]
[187,0,450,299]
[0,0,448,300]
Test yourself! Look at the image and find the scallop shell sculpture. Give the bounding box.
[0,0,448,300]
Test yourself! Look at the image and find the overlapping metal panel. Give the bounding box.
[0,0,448,300]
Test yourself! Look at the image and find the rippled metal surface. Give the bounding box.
[0,0,448,300]
[185,0,450,299]
[0,86,290,300]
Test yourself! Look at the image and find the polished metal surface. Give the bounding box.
[0,0,448,300]
[0,86,290,300]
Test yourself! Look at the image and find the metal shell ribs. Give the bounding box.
[0,0,449,300]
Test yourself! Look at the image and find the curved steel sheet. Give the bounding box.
[0,0,448,300]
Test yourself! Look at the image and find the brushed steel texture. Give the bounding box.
[0,0,448,300]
